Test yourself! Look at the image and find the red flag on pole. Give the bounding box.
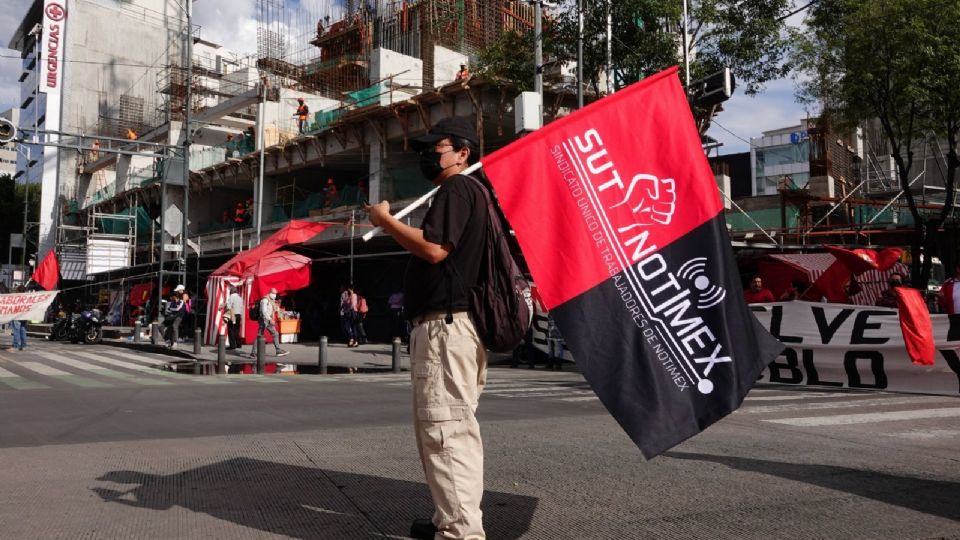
[31,250,60,291]
[481,67,783,458]
[894,287,936,366]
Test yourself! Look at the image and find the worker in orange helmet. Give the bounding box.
[295,97,310,134]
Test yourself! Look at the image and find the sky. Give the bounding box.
[0,0,806,155]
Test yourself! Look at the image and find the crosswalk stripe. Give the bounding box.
[484,385,590,394]
[765,408,960,426]
[0,366,51,390]
[34,352,172,386]
[70,351,229,384]
[494,390,596,399]
[740,396,938,415]
[93,349,170,367]
[240,375,289,384]
[558,395,600,402]
[16,361,113,388]
[744,392,870,402]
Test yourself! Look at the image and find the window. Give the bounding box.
[755,141,809,172]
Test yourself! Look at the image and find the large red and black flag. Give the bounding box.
[482,67,784,458]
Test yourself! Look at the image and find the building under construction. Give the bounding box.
[9,0,581,340]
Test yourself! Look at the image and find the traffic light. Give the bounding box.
[689,68,735,107]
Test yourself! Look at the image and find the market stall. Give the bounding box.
[204,220,330,345]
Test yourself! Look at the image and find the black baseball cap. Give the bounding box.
[411,116,478,151]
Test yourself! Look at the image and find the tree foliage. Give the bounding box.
[796,0,960,287]
[475,1,795,132]
[0,174,40,265]
[548,1,794,94]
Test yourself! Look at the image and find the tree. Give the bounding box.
[0,174,41,265]
[542,0,795,131]
[796,0,960,288]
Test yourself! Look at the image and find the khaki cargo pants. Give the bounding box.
[410,311,487,540]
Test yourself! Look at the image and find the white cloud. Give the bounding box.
[0,0,34,113]
[193,0,258,56]
[708,76,810,155]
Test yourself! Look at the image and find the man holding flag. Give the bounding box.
[365,67,784,536]
[366,116,488,540]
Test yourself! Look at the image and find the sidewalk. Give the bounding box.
[23,323,570,374]
[86,335,526,374]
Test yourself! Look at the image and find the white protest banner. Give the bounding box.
[0,291,59,324]
[750,301,960,396]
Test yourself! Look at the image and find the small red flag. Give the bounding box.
[894,287,935,366]
[31,250,60,291]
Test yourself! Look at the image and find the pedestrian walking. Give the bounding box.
[162,285,187,349]
[225,285,244,350]
[340,284,360,347]
[366,116,488,540]
[249,288,289,357]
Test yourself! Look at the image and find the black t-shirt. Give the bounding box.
[403,174,488,319]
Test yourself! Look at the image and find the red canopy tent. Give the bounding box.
[204,221,329,345]
[241,251,313,344]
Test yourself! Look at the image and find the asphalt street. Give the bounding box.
[0,341,957,539]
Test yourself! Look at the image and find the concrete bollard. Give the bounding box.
[194,329,202,354]
[150,323,160,345]
[256,336,265,374]
[392,337,402,373]
[134,321,142,343]
[217,333,226,375]
[318,336,328,375]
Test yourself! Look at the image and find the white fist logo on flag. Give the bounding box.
[610,173,676,225]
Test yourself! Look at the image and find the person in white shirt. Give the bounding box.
[225,286,244,350]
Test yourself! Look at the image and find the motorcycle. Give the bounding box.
[48,312,70,341]
[65,308,103,345]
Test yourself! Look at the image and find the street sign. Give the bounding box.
[163,243,183,252]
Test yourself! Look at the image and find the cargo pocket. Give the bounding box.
[418,405,467,523]
[413,361,444,408]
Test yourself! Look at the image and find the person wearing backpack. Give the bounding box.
[366,116,489,540]
[248,288,289,358]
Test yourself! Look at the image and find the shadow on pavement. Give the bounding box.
[665,451,960,522]
[92,457,538,539]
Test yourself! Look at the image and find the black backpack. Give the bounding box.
[457,175,533,353]
[248,302,260,321]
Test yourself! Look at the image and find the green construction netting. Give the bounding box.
[292,191,324,218]
[725,207,799,231]
[99,206,154,239]
[386,165,433,201]
[314,108,344,130]
[345,83,383,108]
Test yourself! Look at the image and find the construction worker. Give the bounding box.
[295,98,310,134]
[455,63,471,81]
[233,202,246,228]
[323,178,338,208]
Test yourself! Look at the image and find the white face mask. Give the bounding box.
[269,293,277,300]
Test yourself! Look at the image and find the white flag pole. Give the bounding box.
[362,162,483,242]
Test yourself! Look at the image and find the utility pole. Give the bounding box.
[682,0,690,87]
[577,0,584,108]
[255,83,266,246]
[534,1,543,97]
[606,3,613,93]
[182,0,192,285]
